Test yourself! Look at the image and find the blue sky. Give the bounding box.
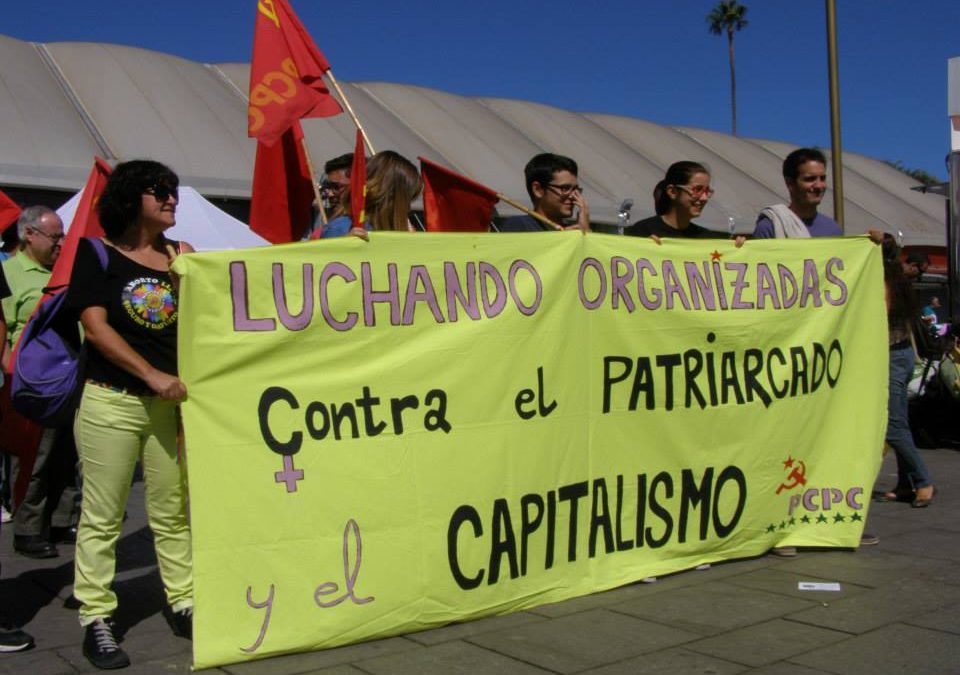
[5,1,957,180]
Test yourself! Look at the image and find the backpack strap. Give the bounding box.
[87,237,109,270]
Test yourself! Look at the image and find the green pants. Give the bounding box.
[73,383,192,624]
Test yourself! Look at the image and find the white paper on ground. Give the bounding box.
[798,582,842,591]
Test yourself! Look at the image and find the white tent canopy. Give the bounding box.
[56,186,269,252]
[0,33,946,244]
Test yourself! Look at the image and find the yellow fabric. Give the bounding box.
[173,233,886,669]
[73,382,191,624]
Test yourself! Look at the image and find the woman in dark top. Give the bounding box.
[626,161,730,240]
[879,235,935,508]
[68,160,194,669]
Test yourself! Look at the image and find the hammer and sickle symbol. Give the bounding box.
[776,460,807,495]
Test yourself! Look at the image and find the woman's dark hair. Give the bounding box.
[882,233,915,329]
[98,160,179,238]
[653,161,710,216]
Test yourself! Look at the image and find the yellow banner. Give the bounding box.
[173,233,886,669]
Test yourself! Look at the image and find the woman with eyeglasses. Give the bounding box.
[626,161,732,240]
[312,151,423,239]
[66,160,194,669]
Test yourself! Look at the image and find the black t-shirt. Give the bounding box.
[496,215,553,232]
[67,238,179,391]
[625,215,728,239]
[0,263,10,300]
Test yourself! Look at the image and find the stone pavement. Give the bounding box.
[2,448,958,674]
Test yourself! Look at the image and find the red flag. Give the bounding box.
[249,120,315,243]
[419,157,498,232]
[248,0,342,145]
[46,156,112,293]
[0,188,21,234]
[350,130,367,230]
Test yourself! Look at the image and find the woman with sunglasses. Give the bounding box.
[66,160,194,669]
[627,161,731,240]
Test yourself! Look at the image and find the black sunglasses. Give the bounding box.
[145,184,179,202]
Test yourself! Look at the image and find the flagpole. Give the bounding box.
[324,69,376,155]
[496,194,563,230]
[299,137,327,226]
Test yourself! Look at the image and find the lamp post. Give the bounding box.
[826,0,844,230]
[947,57,960,320]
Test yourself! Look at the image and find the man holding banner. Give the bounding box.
[753,148,840,240]
[499,153,591,232]
[175,225,886,668]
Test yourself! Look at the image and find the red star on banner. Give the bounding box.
[783,456,794,469]
[710,250,722,261]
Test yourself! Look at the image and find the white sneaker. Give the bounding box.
[0,507,11,524]
[695,563,711,571]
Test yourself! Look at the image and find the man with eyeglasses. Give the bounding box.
[498,153,590,232]
[753,147,842,239]
[1,206,80,560]
[308,153,353,238]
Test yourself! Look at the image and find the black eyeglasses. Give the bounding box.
[145,184,179,202]
[320,180,349,193]
[544,183,583,196]
[28,227,64,245]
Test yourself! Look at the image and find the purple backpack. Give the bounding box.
[11,238,108,427]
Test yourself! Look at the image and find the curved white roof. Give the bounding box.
[0,33,946,243]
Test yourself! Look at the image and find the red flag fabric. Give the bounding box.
[419,157,498,232]
[350,130,367,230]
[46,156,111,293]
[248,0,342,145]
[0,188,21,234]
[249,120,315,243]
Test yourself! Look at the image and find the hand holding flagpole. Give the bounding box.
[495,194,563,231]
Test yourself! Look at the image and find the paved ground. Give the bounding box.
[2,448,959,674]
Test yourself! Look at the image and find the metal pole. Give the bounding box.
[826,0,844,230]
[948,58,960,322]
[949,151,960,321]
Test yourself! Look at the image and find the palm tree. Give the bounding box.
[707,1,749,136]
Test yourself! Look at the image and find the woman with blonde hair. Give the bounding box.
[315,151,422,238]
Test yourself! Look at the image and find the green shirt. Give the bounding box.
[1,251,51,349]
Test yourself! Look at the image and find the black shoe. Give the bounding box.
[13,535,58,559]
[51,526,78,545]
[83,619,129,670]
[169,607,192,640]
[0,619,34,652]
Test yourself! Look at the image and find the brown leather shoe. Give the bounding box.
[912,485,937,508]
